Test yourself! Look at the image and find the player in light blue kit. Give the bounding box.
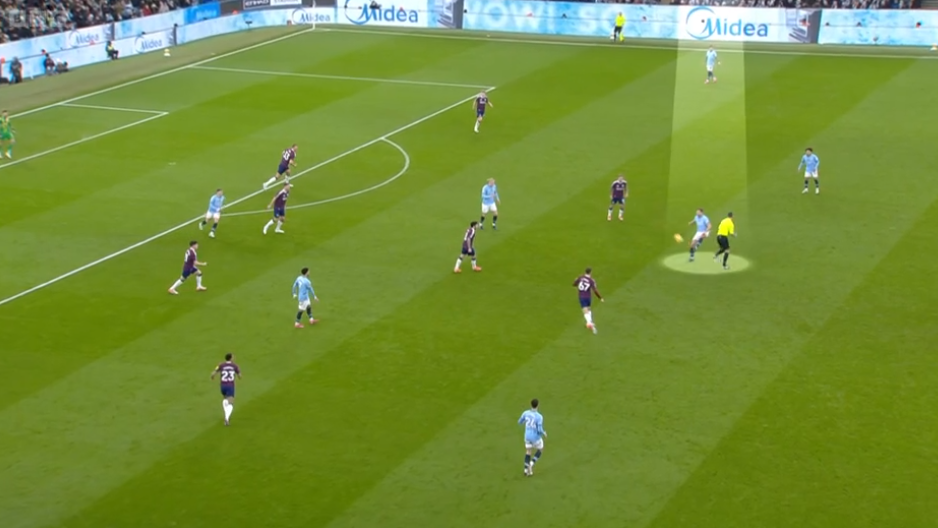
[518,398,546,477]
[199,189,225,238]
[705,46,719,84]
[798,147,820,194]
[292,267,319,329]
[480,178,500,230]
[687,208,711,262]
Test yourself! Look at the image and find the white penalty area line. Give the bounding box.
[324,27,938,61]
[0,87,494,308]
[224,137,410,218]
[0,112,169,171]
[191,65,491,90]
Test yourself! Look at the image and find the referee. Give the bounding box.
[613,12,625,42]
[714,212,736,270]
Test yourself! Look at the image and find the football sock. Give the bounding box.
[815,179,820,189]
[804,179,809,189]
[222,399,228,413]
[584,312,593,324]
[171,279,183,290]
[471,258,478,268]
[480,215,485,225]
[212,223,218,231]
[306,306,313,318]
[224,402,234,421]
[264,176,277,187]
[715,249,724,257]
[455,257,463,269]
[296,310,304,322]
[524,454,531,468]
[474,122,480,132]
[690,245,696,257]
[492,215,498,227]
[723,253,729,266]
[276,220,283,230]
[199,220,206,227]
[264,220,274,231]
[196,275,203,288]
[533,449,542,462]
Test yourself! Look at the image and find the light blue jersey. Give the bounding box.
[799,153,820,174]
[519,409,545,444]
[292,276,315,302]
[706,49,718,69]
[694,214,711,233]
[208,194,225,213]
[482,183,499,206]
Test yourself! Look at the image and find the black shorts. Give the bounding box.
[613,25,623,35]
[717,235,730,250]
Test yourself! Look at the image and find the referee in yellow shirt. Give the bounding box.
[613,12,625,43]
[714,212,736,270]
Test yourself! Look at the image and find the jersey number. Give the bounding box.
[524,416,536,428]
[577,280,590,292]
[221,370,235,382]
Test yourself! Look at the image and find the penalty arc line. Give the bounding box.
[224,138,410,218]
[0,88,494,308]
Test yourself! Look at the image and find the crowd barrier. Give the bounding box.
[1,0,934,80]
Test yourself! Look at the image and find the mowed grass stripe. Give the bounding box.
[38,51,681,528]
[0,47,661,528]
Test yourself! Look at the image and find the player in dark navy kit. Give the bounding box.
[211,353,241,426]
[262,144,298,189]
[607,175,628,222]
[473,91,493,134]
[454,221,482,273]
[573,267,603,334]
[168,240,207,295]
[263,182,292,235]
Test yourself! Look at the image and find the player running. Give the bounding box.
[454,221,482,273]
[798,147,820,194]
[210,353,241,426]
[199,188,225,238]
[263,182,291,235]
[473,91,493,133]
[573,267,603,334]
[705,46,719,84]
[0,110,15,159]
[292,267,319,328]
[519,398,546,477]
[687,208,711,262]
[480,178,500,230]
[607,174,628,221]
[262,144,298,189]
[168,240,207,295]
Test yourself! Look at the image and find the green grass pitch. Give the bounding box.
[2,25,938,528]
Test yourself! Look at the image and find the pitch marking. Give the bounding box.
[191,65,491,90]
[225,138,410,218]
[662,253,752,274]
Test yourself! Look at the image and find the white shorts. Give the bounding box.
[525,438,544,450]
[205,211,220,221]
[805,171,818,178]
[298,299,311,311]
[707,65,714,73]
[482,203,498,215]
[692,230,709,243]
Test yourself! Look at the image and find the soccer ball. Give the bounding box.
[674,234,684,243]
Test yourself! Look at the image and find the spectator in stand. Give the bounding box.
[0,0,193,42]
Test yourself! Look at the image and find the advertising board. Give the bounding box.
[337,0,430,27]
[818,10,938,46]
[679,6,819,43]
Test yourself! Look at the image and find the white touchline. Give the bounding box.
[59,103,167,115]
[191,65,492,90]
[0,87,495,308]
[0,113,169,171]
[10,27,316,120]
[224,137,410,218]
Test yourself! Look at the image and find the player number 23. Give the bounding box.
[221,370,235,382]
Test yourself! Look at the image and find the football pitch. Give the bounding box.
[3,25,938,528]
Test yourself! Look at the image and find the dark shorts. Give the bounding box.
[614,25,623,34]
[579,297,591,309]
[717,235,730,250]
[611,197,624,205]
[221,385,235,398]
[277,164,290,176]
[461,245,475,257]
[476,109,485,118]
[273,207,285,218]
[181,266,198,279]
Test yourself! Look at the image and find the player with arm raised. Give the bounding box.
[473,91,493,134]
[292,267,319,328]
[705,47,719,84]
[199,189,225,238]
[263,182,292,235]
[454,221,482,273]
[687,208,711,262]
[798,147,820,194]
[262,144,298,189]
[168,240,207,295]
[210,353,241,426]
[480,178,500,230]
[518,398,546,477]
[607,174,628,221]
[573,267,603,334]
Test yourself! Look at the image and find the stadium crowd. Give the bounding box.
[601,0,920,7]
[0,0,193,43]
